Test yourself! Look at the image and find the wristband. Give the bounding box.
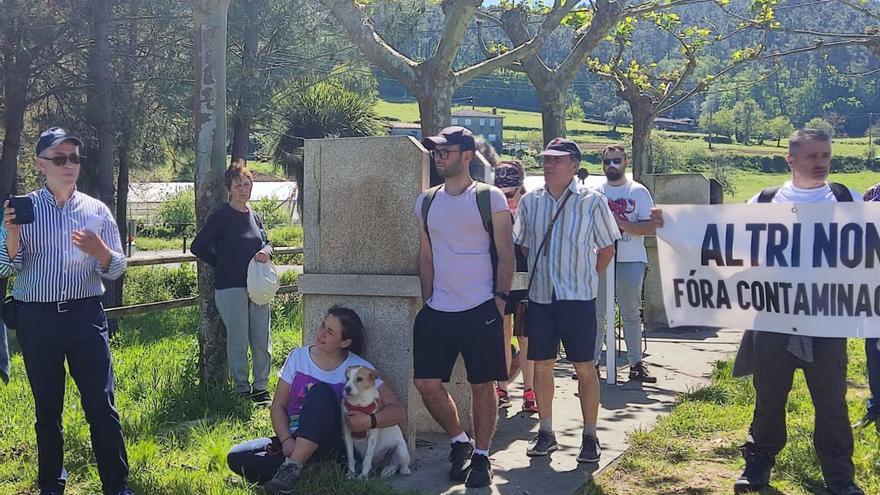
[494,292,509,301]
[370,413,378,429]
[281,436,294,445]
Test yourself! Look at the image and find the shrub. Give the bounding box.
[251,197,288,229]
[123,265,198,305]
[157,189,196,235]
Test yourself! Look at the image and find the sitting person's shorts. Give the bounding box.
[526,296,597,363]
[413,299,507,384]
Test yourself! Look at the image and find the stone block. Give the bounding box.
[303,136,429,275]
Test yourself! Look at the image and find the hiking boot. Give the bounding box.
[526,430,558,457]
[263,461,302,495]
[577,435,601,463]
[448,440,474,482]
[629,362,657,383]
[825,480,865,495]
[250,389,272,404]
[464,453,493,488]
[521,389,538,414]
[496,388,511,408]
[733,448,773,493]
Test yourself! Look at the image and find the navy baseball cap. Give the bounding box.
[422,126,476,151]
[538,137,582,161]
[36,127,83,156]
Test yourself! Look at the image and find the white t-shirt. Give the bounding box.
[279,346,382,433]
[747,181,862,205]
[414,182,508,312]
[597,181,654,263]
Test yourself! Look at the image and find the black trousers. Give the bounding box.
[17,297,129,494]
[227,382,342,485]
[747,331,854,483]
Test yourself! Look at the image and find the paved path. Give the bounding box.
[391,326,744,495]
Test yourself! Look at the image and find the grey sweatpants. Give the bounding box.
[595,261,645,366]
[214,288,271,393]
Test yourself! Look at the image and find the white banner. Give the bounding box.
[656,203,880,338]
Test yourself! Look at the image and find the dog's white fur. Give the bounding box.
[341,366,411,478]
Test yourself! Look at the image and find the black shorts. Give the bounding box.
[526,297,597,363]
[413,299,507,384]
[504,289,528,316]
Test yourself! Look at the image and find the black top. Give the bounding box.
[190,203,269,289]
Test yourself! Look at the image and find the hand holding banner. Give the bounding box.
[656,203,880,338]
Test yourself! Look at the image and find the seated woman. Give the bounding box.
[227,306,405,494]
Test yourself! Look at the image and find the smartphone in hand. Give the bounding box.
[9,195,35,225]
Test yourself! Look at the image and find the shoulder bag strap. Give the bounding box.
[524,189,574,294]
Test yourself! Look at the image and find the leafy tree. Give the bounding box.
[805,117,835,136]
[566,93,586,121]
[319,0,580,136]
[272,81,384,215]
[767,115,795,147]
[732,99,766,144]
[604,103,632,132]
[699,106,735,144]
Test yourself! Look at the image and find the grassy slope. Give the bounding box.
[583,341,879,495]
[375,100,874,158]
[0,300,409,495]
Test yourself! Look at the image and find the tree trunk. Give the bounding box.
[539,90,567,145]
[416,80,455,137]
[89,0,116,210]
[0,40,29,198]
[230,0,260,162]
[630,106,654,181]
[194,0,232,385]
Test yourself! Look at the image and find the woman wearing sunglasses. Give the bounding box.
[493,161,538,413]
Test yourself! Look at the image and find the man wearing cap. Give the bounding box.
[413,126,514,488]
[0,128,133,495]
[513,138,620,462]
[593,144,658,383]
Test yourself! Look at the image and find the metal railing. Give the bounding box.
[105,246,303,319]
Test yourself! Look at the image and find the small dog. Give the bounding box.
[341,365,411,478]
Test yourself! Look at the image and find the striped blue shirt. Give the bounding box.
[514,178,620,303]
[0,187,126,302]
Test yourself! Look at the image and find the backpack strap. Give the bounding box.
[420,185,443,236]
[474,182,494,234]
[828,182,853,202]
[756,186,781,203]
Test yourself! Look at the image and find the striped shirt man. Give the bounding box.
[513,178,620,304]
[0,187,126,302]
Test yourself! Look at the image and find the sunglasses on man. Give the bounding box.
[603,158,624,166]
[39,153,82,167]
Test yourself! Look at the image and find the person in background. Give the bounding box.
[0,127,133,495]
[493,160,537,413]
[190,160,274,403]
[593,144,658,383]
[856,182,880,433]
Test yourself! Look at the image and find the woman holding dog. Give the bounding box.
[227,306,406,494]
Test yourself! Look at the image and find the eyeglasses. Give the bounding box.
[39,153,82,167]
[430,148,463,160]
[603,158,624,166]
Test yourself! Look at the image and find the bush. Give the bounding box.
[157,189,196,235]
[251,197,288,229]
[123,264,198,305]
[268,225,303,247]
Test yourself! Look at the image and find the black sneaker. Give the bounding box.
[577,435,601,463]
[250,389,272,404]
[464,453,493,488]
[263,461,302,495]
[852,408,879,431]
[628,362,657,383]
[448,440,474,482]
[733,448,773,493]
[526,430,558,457]
[825,480,865,495]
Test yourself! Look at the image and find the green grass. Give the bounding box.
[0,300,409,495]
[375,100,874,158]
[582,341,879,495]
[133,236,185,252]
[726,170,880,203]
